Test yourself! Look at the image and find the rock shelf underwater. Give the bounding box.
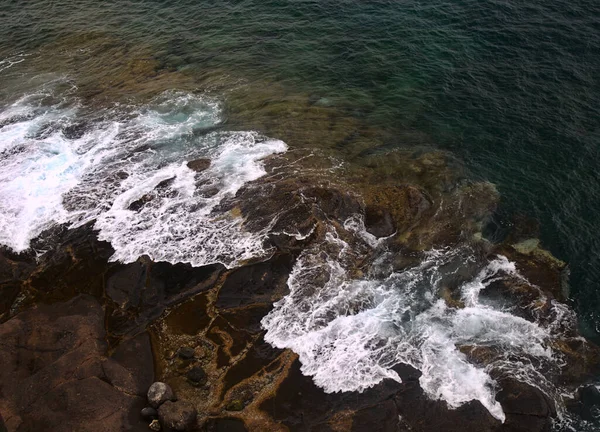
[1,26,600,432]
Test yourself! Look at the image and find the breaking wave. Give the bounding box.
[0,83,286,267]
[262,220,576,422]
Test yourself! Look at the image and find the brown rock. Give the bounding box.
[0,295,150,432]
[158,400,197,431]
[148,382,176,409]
[204,418,248,432]
[186,158,211,172]
[216,254,294,309]
[0,412,7,432]
[105,260,223,336]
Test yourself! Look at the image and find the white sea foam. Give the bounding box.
[90,131,287,266]
[0,86,287,266]
[0,92,101,251]
[0,53,27,73]
[262,225,573,422]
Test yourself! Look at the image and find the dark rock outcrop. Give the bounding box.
[0,295,151,432]
[496,379,555,432]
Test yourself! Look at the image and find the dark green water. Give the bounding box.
[1,0,599,334]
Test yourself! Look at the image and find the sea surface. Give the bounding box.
[1,0,599,429]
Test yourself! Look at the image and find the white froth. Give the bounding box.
[263,228,572,422]
[0,93,109,251]
[0,53,27,73]
[94,131,287,267]
[0,87,286,267]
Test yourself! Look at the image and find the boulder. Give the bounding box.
[177,347,195,360]
[496,379,554,431]
[186,158,211,172]
[148,382,176,409]
[158,400,197,431]
[141,407,159,420]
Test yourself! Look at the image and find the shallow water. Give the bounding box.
[1,0,599,429]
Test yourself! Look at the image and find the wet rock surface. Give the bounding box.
[187,158,211,173]
[0,138,599,432]
[0,295,151,432]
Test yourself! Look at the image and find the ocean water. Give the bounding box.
[1,0,599,429]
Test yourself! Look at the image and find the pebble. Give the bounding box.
[177,346,195,360]
[186,366,207,386]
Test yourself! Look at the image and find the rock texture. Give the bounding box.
[157,400,197,431]
[0,140,599,431]
[0,295,152,432]
[186,158,211,173]
[148,382,176,409]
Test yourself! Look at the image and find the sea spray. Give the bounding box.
[0,86,287,267]
[262,222,574,422]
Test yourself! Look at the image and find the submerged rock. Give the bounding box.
[129,193,155,211]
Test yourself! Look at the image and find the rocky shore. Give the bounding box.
[0,30,599,430]
[1,143,599,432]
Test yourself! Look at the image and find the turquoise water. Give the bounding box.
[1,0,599,376]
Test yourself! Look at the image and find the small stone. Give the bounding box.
[177,346,195,360]
[186,366,207,386]
[149,419,161,431]
[158,400,197,431]
[147,382,176,408]
[141,407,158,420]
